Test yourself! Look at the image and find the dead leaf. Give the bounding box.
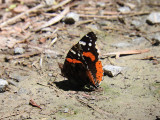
[29,99,41,109]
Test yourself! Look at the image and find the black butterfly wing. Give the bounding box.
[77,32,103,87]
[61,32,103,88]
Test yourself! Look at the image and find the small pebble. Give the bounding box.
[131,20,142,28]
[63,12,79,24]
[97,2,105,7]
[48,73,53,77]
[64,108,69,113]
[98,20,111,26]
[151,34,160,46]
[45,0,56,6]
[0,79,8,92]
[118,6,131,13]
[147,12,160,24]
[103,65,125,77]
[132,37,146,45]
[14,47,25,54]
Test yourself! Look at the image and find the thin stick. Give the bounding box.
[39,54,43,68]
[75,20,94,27]
[79,14,118,19]
[6,51,41,60]
[103,49,150,58]
[49,37,58,47]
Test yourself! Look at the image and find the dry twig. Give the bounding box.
[49,37,58,47]
[6,51,41,60]
[103,49,150,58]
[75,20,94,27]
[139,56,160,65]
[79,14,118,19]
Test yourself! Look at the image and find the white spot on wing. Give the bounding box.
[88,43,92,46]
[79,41,86,46]
[70,49,76,54]
[78,53,80,56]
[86,35,88,37]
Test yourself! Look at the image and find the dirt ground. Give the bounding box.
[0,0,160,120]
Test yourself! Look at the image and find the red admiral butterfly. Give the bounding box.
[59,32,103,88]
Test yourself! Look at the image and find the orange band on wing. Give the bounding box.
[95,61,103,83]
[66,58,82,64]
[83,52,95,61]
[86,70,95,86]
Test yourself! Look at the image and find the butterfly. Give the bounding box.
[59,32,103,89]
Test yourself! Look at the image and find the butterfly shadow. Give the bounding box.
[54,79,94,92]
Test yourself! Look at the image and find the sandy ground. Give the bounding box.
[0,0,160,120]
[0,29,160,119]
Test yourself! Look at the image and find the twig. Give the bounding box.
[77,10,98,15]
[75,19,94,27]
[79,11,149,18]
[39,54,43,68]
[79,14,119,19]
[0,4,44,28]
[34,6,70,31]
[139,56,160,65]
[49,37,58,47]
[103,49,150,58]
[6,51,41,60]
[140,56,160,60]
[126,12,150,17]
[102,26,126,31]
[146,3,160,7]
[109,11,150,16]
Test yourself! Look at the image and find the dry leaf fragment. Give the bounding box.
[29,99,41,109]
